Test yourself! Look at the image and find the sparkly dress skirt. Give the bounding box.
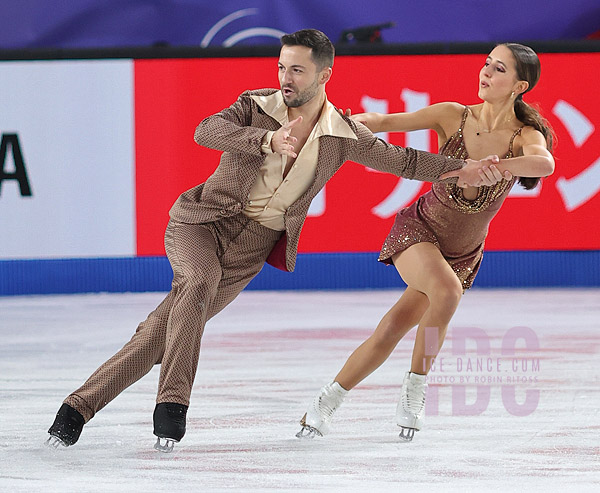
[380,195,471,290]
[379,180,516,290]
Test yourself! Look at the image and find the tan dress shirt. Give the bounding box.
[243,91,357,230]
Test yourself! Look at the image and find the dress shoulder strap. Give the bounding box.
[458,106,469,132]
[508,126,524,156]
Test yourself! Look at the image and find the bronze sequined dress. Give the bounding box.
[379,107,523,289]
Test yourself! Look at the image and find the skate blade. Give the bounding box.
[398,427,416,442]
[45,435,68,449]
[154,437,177,453]
[295,425,322,439]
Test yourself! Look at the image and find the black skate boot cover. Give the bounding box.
[48,403,85,446]
[153,402,188,442]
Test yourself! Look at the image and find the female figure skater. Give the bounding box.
[297,43,555,441]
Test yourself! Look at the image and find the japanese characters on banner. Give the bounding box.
[135,53,600,255]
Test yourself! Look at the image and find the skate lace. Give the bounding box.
[318,387,343,419]
[403,381,426,415]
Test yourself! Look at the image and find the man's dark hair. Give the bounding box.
[280,29,335,69]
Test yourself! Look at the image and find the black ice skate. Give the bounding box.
[153,402,188,453]
[46,403,85,448]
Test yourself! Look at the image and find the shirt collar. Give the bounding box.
[250,91,357,140]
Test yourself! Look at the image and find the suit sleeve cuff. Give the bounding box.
[261,131,275,154]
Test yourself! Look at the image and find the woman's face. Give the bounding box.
[478,45,522,103]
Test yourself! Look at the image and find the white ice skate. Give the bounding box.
[296,382,348,439]
[396,371,427,442]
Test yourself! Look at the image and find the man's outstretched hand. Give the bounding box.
[440,155,513,188]
[271,116,302,157]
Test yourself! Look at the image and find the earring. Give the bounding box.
[511,91,515,98]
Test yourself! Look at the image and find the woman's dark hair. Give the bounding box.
[502,43,555,190]
[280,29,335,70]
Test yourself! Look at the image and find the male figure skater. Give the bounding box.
[47,29,502,452]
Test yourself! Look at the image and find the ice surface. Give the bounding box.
[0,289,599,492]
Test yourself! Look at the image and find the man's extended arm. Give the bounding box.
[193,91,270,155]
[347,119,464,182]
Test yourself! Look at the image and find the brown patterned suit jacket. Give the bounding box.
[170,88,465,272]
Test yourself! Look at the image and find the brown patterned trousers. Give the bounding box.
[64,214,282,422]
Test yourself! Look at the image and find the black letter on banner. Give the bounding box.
[0,133,32,197]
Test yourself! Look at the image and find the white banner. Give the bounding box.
[0,60,135,259]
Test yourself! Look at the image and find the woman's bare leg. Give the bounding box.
[335,287,429,390]
[392,242,463,374]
